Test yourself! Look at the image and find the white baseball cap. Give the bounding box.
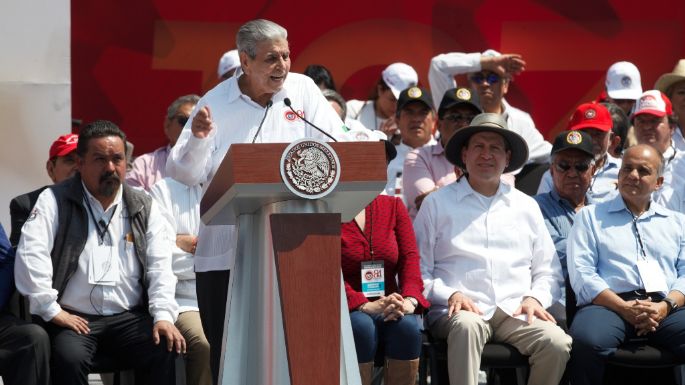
[217,49,240,79]
[382,63,418,99]
[605,61,642,100]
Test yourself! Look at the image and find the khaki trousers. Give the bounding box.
[431,307,571,385]
[176,311,211,385]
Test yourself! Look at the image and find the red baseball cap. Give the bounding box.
[49,133,78,160]
[567,103,612,132]
[632,90,673,119]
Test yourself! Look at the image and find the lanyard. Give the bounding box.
[84,195,118,246]
[631,214,647,260]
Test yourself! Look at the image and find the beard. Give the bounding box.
[98,172,121,197]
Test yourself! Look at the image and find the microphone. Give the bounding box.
[251,100,273,143]
[283,98,338,142]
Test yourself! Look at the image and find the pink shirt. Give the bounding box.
[126,145,170,191]
[403,142,457,220]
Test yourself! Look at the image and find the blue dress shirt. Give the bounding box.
[568,194,685,306]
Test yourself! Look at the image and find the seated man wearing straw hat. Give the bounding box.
[414,113,571,385]
[655,59,685,152]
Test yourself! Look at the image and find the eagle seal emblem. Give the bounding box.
[280,139,341,199]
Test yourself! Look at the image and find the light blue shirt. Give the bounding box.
[568,194,685,306]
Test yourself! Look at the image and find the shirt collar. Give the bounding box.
[455,176,511,204]
[431,141,446,156]
[549,188,589,211]
[607,193,670,218]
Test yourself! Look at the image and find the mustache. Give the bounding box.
[99,171,120,184]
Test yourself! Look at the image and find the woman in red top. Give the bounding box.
[341,193,429,385]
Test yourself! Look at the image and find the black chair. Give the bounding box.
[418,331,529,385]
[566,282,682,384]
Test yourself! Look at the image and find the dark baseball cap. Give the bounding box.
[396,86,434,116]
[551,130,594,157]
[438,87,482,118]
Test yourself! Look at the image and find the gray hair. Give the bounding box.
[322,89,347,120]
[166,94,200,120]
[236,19,288,59]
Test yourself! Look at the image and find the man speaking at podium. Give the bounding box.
[166,19,347,384]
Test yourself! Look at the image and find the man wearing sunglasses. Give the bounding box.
[534,130,596,326]
[126,94,200,191]
[538,103,622,203]
[429,49,553,173]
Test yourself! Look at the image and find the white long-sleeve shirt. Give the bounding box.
[428,51,552,164]
[149,177,201,313]
[14,183,178,323]
[414,177,562,325]
[166,72,347,272]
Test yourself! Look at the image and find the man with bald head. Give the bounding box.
[568,144,685,385]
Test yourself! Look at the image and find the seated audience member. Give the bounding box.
[534,130,596,324]
[538,103,621,202]
[567,144,685,385]
[15,120,184,385]
[304,64,337,91]
[346,62,418,142]
[385,87,437,200]
[341,128,428,385]
[126,94,200,191]
[9,133,78,248]
[0,223,50,385]
[323,89,368,132]
[603,61,643,115]
[428,49,552,168]
[402,87,481,219]
[632,90,680,195]
[415,113,570,385]
[602,102,630,158]
[150,178,210,385]
[217,49,240,81]
[655,59,685,152]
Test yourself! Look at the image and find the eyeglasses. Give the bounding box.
[554,161,592,173]
[442,114,476,123]
[174,116,189,126]
[470,72,500,85]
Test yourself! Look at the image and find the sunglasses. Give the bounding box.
[174,115,189,126]
[470,72,500,85]
[554,161,592,173]
[442,114,476,123]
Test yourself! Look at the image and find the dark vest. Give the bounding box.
[49,174,151,302]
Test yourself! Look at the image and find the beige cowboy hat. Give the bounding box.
[654,59,685,96]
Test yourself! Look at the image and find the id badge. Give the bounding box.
[88,244,119,286]
[361,260,385,298]
[636,259,668,293]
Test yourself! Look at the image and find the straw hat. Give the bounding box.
[654,59,685,96]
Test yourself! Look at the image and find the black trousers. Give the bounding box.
[0,312,50,385]
[44,309,176,385]
[196,269,230,385]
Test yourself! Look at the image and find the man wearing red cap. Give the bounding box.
[538,103,622,203]
[9,133,79,248]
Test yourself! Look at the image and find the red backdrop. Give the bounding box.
[72,0,685,156]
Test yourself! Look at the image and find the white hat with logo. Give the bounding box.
[605,61,642,100]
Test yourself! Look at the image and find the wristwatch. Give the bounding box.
[663,297,678,313]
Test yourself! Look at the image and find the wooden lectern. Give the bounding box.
[200,141,387,385]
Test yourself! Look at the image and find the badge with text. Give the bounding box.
[88,245,120,286]
[636,259,668,293]
[361,260,385,297]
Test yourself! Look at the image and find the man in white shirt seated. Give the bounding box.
[385,86,437,200]
[414,113,570,385]
[15,120,185,385]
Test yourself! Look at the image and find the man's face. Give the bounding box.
[438,105,478,146]
[376,85,398,119]
[77,136,126,201]
[241,38,291,96]
[618,145,663,205]
[579,127,611,159]
[668,81,685,122]
[550,149,595,203]
[397,101,435,148]
[164,102,195,147]
[468,71,508,112]
[461,131,511,180]
[634,114,673,153]
[46,152,78,183]
[607,97,635,116]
